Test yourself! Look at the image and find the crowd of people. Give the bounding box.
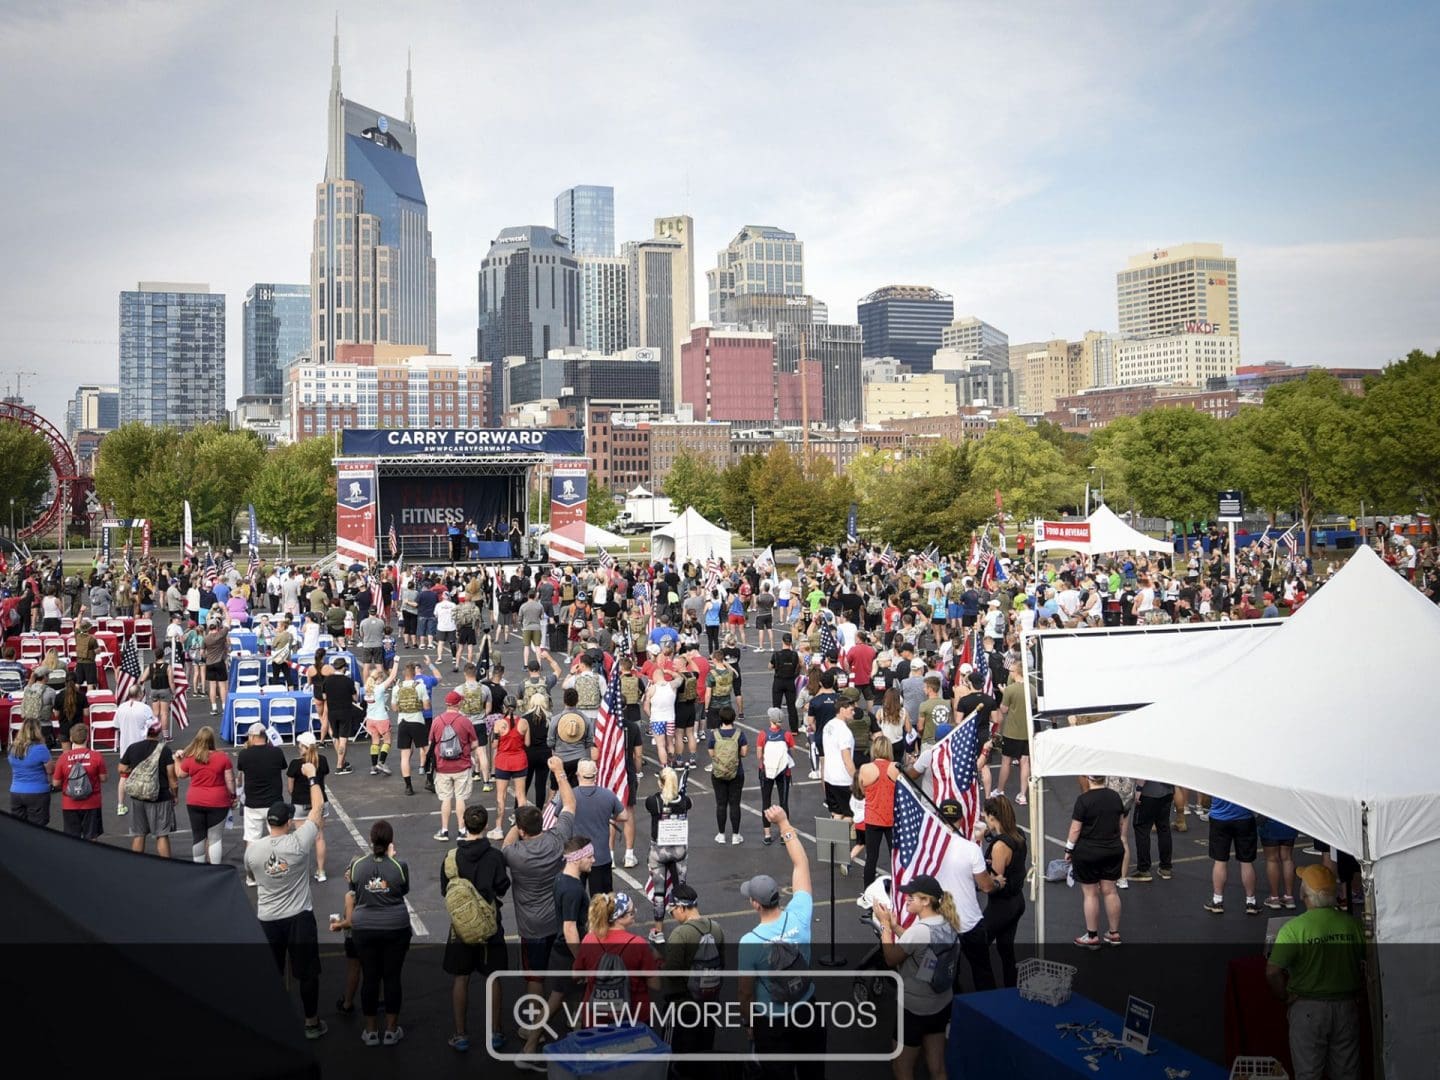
[2,520,1420,1073]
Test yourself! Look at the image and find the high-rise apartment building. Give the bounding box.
[65,385,119,441]
[287,353,488,437]
[311,32,436,365]
[554,185,615,257]
[857,286,954,374]
[477,226,580,422]
[1117,243,1238,342]
[623,235,683,413]
[654,215,697,379]
[940,316,1009,369]
[679,325,821,424]
[1011,339,1089,414]
[577,256,629,354]
[118,283,225,428]
[1081,330,1121,388]
[243,283,311,396]
[775,323,864,426]
[1115,331,1240,388]
[706,226,804,324]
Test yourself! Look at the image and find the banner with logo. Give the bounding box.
[341,428,584,458]
[1034,520,1091,545]
[100,524,112,566]
[183,500,193,561]
[548,459,590,563]
[141,519,152,559]
[336,461,378,565]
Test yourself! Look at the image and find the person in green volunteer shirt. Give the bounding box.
[661,883,726,1071]
[1265,863,1364,1080]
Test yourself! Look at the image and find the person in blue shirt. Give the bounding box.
[8,716,55,827]
[739,806,823,1077]
[648,616,680,649]
[1204,798,1259,916]
[213,580,231,606]
[703,591,723,653]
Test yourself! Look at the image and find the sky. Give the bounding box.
[2,0,1438,430]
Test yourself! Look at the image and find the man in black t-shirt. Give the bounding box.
[769,634,801,733]
[322,658,359,775]
[236,723,289,880]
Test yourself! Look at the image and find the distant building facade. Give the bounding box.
[118,283,226,428]
[554,185,615,257]
[244,283,311,397]
[857,286,954,374]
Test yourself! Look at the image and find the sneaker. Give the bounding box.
[1157,867,1173,880]
[648,929,665,945]
[361,1031,381,1047]
[449,1034,470,1053]
[482,781,494,792]
[704,764,714,773]
[1195,808,1210,821]
[245,876,257,888]
[1014,793,1028,806]
[378,764,392,776]
[1172,818,1188,833]
[424,778,435,792]
[434,829,450,841]
[1302,845,1323,856]
[488,828,504,841]
[1283,895,1297,910]
[116,803,130,817]
[1116,877,1128,889]
[370,766,380,776]
[623,851,637,868]
[1264,896,1284,910]
[1103,931,1122,947]
[763,834,773,846]
[314,871,327,883]
[336,763,354,775]
[1073,932,1101,950]
[808,770,821,780]
[491,1034,506,1052]
[336,997,354,1014]
[404,785,416,797]
[715,832,727,844]
[1245,900,1262,916]
[383,1026,405,1046]
[731,834,744,845]
[988,789,1002,798]
[1204,899,1225,914]
[305,1021,329,1040]
[1128,870,1153,883]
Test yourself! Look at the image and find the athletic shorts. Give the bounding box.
[823,782,852,817]
[128,797,177,837]
[436,771,474,803]
[674,703,697,730]
[494,766,526,780]
[903,1004,951,1046]
[458,625,477,645]
[205,661,228,683]
[728,615,746,626]
[522,629,541,646]
[947,603,962,620]
[1073,848,1123,884]
[243,805,269,842]
[650,718,674,738]
[396,719,428,750]
[62,807,103,841]
[464,718,489,747]
[443,929,508,977]
[1209,816,1258,863]
[1258,818,1299,845]
[359,646,384,665]
[521,935,556,980]
[327,706,357,740]
[437,629,456,646]
[756,614,773,629]
[1000,737,1029,759]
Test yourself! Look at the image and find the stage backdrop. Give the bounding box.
[342,428,584,457]
[382,475,515,544]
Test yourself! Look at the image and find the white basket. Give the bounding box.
[1017,957,1076,1006]
[1229,1057,1289,1080]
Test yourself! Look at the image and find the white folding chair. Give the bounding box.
[0,667,22,695]
[41,634,67,660]
[234,657,264,690]
[267,697,298,744]
[19,636,43,663]
[231,697,263,745]
[59,618,75,634]
[88,703,119,752]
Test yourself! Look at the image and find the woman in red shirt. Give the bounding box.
[858,736,898,886]
[573,891,660,1027]
[175,725,236,864]
[488,702,531,839]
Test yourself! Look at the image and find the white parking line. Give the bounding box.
[327,789,430,938]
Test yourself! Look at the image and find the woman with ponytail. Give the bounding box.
[573,891,660,1026]
[338,820,412,1046]
[873,874,960,1080]
[642,767,693,943]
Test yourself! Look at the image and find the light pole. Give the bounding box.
[8,498,13,540]
[1085,467,1095,516]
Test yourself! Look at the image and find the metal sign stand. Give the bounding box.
[814,816,854,967]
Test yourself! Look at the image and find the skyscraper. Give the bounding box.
[856,286,954,374]
[243,284,310,396]
[577,256,629,354]
[706,226,804,324]
[65,385,119,441]
[623,235,683,413]
[311,30,436,365]
[775,323,864,425]
[477,226,580,422]
[1117,243,1238,340]
[940,316,1009,369]
[118,283,225,429]
[554,186,615,257]
[654,214,697,360]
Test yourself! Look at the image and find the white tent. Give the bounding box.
[1030,545,1440,1077]
[1033,503,1172,556]
[539,521,627,551]
[651,506,732,565]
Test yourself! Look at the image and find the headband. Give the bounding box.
[610,891,634,922]
[564,843,595,864]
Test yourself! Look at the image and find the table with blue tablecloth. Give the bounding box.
[221,690,314,742]
[948,990,1225,1080]
[227,630,259,654]
[227,649,357,693]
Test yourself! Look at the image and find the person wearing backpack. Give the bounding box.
[706,706,748,845]
[661,883,725,1077]
[643,767,693,944]
[738,806,822,1078]
[430,691,481,843]
[119,719,179,856]
[574,891,660,1028]
[441,804,511,1054]
[756,709,796,844]
[54,722,107,840]
[873,874,961,1080]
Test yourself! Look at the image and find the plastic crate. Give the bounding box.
[1229,1057,1289,1080]
[1016,957,1076,1006]
[545,1024,669,1080]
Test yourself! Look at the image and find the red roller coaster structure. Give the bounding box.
[0,400,80,542]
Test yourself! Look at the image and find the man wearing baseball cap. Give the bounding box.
[661,883,726,1071]
[430,690,481,842]
[245,761,326,1040]
[1265,863,1364,1078]
[236,721,288,887]
[738,805,823,1073]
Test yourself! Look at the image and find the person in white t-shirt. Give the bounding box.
[821,710,856,820]
[931,819,999,993]
[433,593,458,665]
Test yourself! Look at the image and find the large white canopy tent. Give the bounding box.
[650,507,732,565]
[539,521,627,551]
[1029,545,1440,1077]
[1033,503,1172,557]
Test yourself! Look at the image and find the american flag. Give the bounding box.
[892,780,956,929]
[598,548,616,571]
[595,654,630,806]
[972,627,993,696]
[879,544,897,571]
[927,707,983,835]
[542,794,560,831]
[918,545,939,570]
[203,553,218,587]
[369,575,384,617]
[171,655,190,730]
[703,555,720,592]
[113,635,144,701]
[754,546,775,574]
[388,517,399,559]
[644,766,689,912]
[1279,524,1300,556]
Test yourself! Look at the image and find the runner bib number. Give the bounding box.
[656,817,689,847]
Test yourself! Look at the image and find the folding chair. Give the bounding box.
[234,657,264,690]
[41,634,67,660]
[19,636,43,663]
[133,621,155,651]
[88,703,119,752]
[267,697,298,744]
[230,697,263,745]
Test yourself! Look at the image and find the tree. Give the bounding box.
[971,418,1081,522]
[0,422,54,528]
[847,441,990,553]
[179,426,267,545]
[93,422,179,517]
[718,452,766,537]
[1084,416,1136,512]
[1354,349,1440,537]
[587,474,620,529]
[1231,372,1358,554]
[249,444,326,557]
[284,436,340,547]
[1118,408,1230,523]
[662,447,725,523]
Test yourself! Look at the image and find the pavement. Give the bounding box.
[4,623,1301,1070]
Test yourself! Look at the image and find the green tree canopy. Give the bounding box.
[971,418,1081,522]
[1117,408,1231,523]
[847,441,990,552]
[662,447,725,523]
[1354,349,1440,531]
[249,442,328,556]
[587,474,620,529]
[0,421,54,527]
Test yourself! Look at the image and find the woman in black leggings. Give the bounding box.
[757,709,794,844]
[338,820,412,1045]
[858,737,897,886]
[706,707,747,842]
[981,794,1028,988]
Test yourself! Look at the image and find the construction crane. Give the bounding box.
[3,371,39,402]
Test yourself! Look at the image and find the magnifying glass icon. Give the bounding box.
[514,992,559,1041]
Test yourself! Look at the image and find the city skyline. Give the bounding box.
[3,2,1437,428]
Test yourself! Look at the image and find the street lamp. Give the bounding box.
[8,498,13,540]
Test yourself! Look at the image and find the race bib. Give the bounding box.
[656,817,689,847]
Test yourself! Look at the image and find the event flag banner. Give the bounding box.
[336,461,378,564]
[247,504,259,565]
[548,459,590,563]
[341,428,584,458]
[141,519,151,559]
[1035,519,1092,545]
[100,524,111,565]
[183,501,194,561]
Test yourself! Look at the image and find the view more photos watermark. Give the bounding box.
[484,969,905,1062]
